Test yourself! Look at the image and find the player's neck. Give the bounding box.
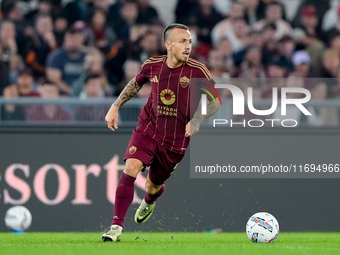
[166,54,184,69]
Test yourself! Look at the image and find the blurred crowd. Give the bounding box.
[1,0,340,123]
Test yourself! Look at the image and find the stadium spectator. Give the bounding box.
[113,0,139,41]
[106,0,126,29]
[136,0,159,25]
[292,50,312,78]
[54,15,68,48]
[0,39,10,95]
[320,49,340,78]
[261,23,277,55]
[233,45,266,79]
[247,29,264,48]
[133,31,161,63]
[61,0,91,26]
[211,1,245,47]
[1,0,28,57]
[115,59,149,122]
[78,73,106,100]
[216,37,234,76]
[117,58,152,99]
[253,1,292,40]
[25,14,57,79]
[87,8,117,53]
[233,29,273,67]
[262,58,289,98]
[148,19,166,52]
[72,50,111,97]
[175,0,198,24]
[292,0,331,32]
[276,35,296,73]
[115,59,141,97]
[266,58,287,78]
[0,84,25,121]
[293,6,325,74]
[137,82,152,99]
[0,0,339,128]
[93,0,110,12]
[183,0,224,45]
[16,67,40,97]
[243,0,266,26]
[329,32,340,52]
[27,80,70,122]
[294,6,323,42]
[320,49,340,92]
[219,17,249,53]
[75,73,109,122]
[207,50,230,79]
[24,0,54,26]
[0,21,21,82]
[46,22,87,95]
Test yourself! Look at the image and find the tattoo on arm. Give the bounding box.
[113,78,143,108]
[191,100,221,129]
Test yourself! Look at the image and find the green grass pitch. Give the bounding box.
[0,232,340,255]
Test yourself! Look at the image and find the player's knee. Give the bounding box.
[145,181,161,195]
[124,159,143,177]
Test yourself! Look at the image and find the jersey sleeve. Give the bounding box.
[135,60,151,85]
[195,65,215,86]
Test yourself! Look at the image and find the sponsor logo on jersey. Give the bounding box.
[160,89,175,105]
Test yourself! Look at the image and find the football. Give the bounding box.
[4,206,32,232]
[246,212,279,243]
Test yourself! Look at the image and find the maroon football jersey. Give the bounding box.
[135,55,214,154]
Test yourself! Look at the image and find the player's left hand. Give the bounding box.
[185,121,199,137]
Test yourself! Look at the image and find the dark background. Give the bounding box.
[0,126,339,232]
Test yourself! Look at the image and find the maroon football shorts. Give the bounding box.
[124,130,184,185]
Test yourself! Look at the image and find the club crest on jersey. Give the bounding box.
[129,146,137,155]
[180,76,190,88]
[160,89,176,105]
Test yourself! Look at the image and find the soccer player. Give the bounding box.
[102,23,221,242]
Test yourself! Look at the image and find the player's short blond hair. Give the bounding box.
[163,23,189,43]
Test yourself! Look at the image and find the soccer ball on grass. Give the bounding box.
[5,206,32,232]
[246,212,279,243]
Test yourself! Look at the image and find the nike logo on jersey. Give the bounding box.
[151,75,159,83]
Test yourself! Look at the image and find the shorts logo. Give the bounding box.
[160,89,175,105]
[129,146,137,155]
[180,76,190,88]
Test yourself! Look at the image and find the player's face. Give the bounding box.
[169,28,192,63]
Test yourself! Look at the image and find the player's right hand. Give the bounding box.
[105,105,119,132]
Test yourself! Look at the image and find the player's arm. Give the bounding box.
[185,99,221,137]
[105,78,143,131]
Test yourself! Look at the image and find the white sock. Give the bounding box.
[111,225,123,232]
